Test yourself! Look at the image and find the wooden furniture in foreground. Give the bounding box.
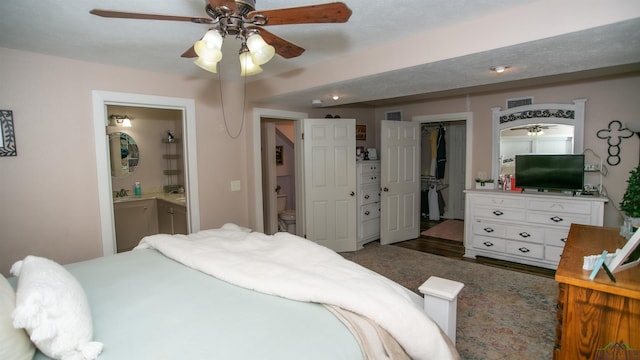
[554,224,640,360]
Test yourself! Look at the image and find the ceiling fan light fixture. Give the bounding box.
[194,57,219,74]
[239,46,263,76]
[194,30,223,63]
[246,32,275,65]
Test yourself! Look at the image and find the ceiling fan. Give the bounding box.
[90,0,352,76]
[509,124,555,136]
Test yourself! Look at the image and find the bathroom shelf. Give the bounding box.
[162,137,182,193]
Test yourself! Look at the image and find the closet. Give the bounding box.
[420,122,466,221]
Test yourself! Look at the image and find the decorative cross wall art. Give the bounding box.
[596,120,634,166]
[0,110,17,157]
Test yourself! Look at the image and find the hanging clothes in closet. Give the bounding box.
[435,125,447,179]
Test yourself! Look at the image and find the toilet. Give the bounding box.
[277,194,296,234]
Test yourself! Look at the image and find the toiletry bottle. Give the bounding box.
[134,182,141,197]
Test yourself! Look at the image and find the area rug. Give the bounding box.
[421,219,464,242]
[341,243,558,360]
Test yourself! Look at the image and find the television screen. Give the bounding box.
[515,154,584,191]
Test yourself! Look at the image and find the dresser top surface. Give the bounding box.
[465,189,608,203]
[555,224,640,299]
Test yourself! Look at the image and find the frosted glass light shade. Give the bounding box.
[246,34,275,65]
[194,57,218,73]
[121,118,132,127]
[194,30,223,63]
[239,51,263,76]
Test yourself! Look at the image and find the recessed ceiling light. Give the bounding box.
[332,95,340,101]
[311,99,323,106]
[490,65,510,74]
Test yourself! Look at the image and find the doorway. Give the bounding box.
[93,91,201,256]
[412,112,472,238]
[260,118,297,235]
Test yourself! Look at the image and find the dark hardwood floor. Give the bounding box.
[392,218,556,279]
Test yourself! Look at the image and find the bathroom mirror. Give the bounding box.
[109,132,139,178]
[491,99,585,181]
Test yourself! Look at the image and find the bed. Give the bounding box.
[2,223,460,360]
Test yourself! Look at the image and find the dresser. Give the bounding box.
[356,161,381,248]
[464,190,607,269]
[554,224,640,359]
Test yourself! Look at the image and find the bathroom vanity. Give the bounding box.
[113,194,187,252]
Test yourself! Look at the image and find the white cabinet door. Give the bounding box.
[303,118,357,252]
[380,120,420,245]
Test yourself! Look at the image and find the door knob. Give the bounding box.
[350,191,355,196]
[383,187,389,192]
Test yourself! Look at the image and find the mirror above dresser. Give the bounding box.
[491,99,586,181]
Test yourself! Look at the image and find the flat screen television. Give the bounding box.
[515,154,584,192]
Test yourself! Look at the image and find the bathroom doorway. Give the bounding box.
[260,118,297,235]
[93,91,200,256]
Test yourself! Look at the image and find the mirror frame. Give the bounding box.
[109,132,139,178]
[491,99,586,182]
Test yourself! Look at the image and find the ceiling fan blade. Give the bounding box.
[247,2,352,26]
[248,26,305,59]
[90,9,213,24]
[181,45,197,58]
[208,0,238,14]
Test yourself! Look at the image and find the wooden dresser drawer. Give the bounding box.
[473,221,506,238]
[472,196,525,209]
[359,187,380,205]
[545,246,564,263]
[472,235,506,252]
[361,218,380,239]
[360,203,380,220]
[505,224,544,244]
[475,206,526,221]
[545,228,570,247]
[527,199,592,214]
[527,211,591,227]
[505,240,544,259]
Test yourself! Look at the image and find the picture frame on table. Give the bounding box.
[609,227,640,273]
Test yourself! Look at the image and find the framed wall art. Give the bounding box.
[356,125,366,140]
[0,110,17,156]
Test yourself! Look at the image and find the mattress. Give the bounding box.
[29,249,362,360]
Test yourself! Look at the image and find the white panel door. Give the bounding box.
[303,118,357,252]
[380,120,420,245]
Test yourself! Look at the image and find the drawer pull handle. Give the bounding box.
[483,227,494,233]
[364,195,370,199]
[560,237,567,243]
[518,247,531,253]
[492,210,504,216]
[364,211,370,216]
[550,216,563,223]
[483,241,494,247]
[519,232,531,238]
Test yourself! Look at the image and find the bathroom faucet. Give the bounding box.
[113,189,129,198]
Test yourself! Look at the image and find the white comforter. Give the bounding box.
[135,224,456,360]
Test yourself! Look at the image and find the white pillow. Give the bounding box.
[0,272,35,360]
[11,256,103,360]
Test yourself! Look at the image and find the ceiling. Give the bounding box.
[1,0,639,108]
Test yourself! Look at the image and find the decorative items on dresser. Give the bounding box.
[554,224,640,360]
[356,160,381,248]
[464,190,607,269]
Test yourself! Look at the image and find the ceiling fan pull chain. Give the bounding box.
[219,64,246,139]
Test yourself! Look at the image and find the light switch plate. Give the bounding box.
[230,180,241,192]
